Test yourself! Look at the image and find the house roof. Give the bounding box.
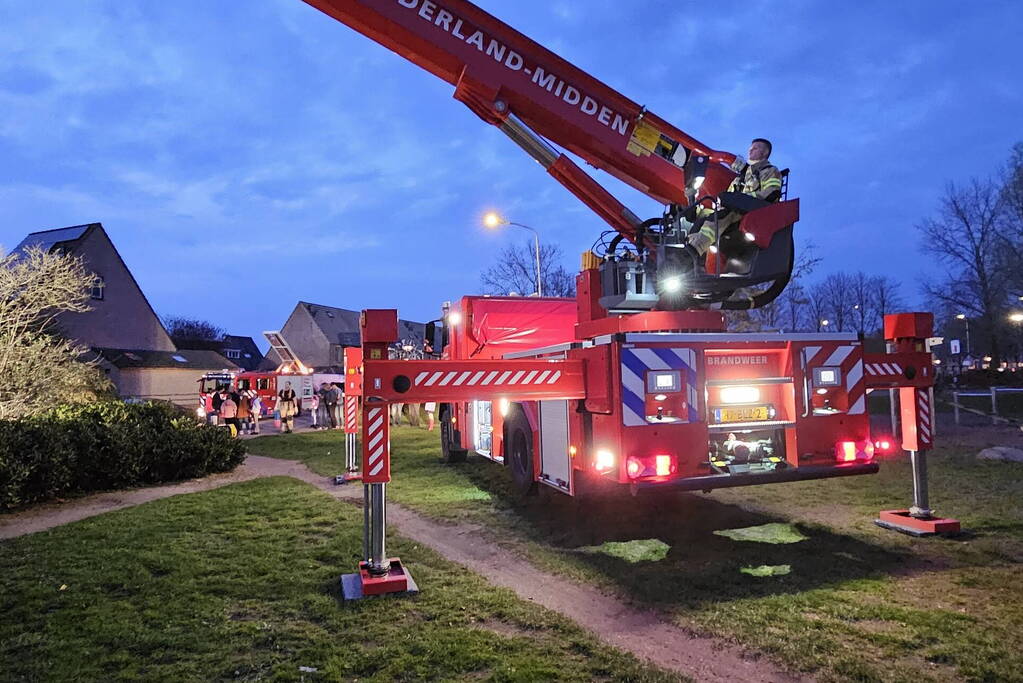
[11,222,177,352]
[223,334,261,357]
[12,224,95,255]
[94,348,240,370]
[299,301,424,345]
[221,334,262,370]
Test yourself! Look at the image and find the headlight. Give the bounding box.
[720,386,760,404]
[660,275,682,293]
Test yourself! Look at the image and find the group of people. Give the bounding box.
[208,386,262,435]
[200,379,346,436]
[309,382,343,430]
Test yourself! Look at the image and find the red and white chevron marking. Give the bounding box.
[343,395,358,434]
[804,343,866,415]
[362,406,390,483]
[865,361,904,376]
[414,368,562,388]
[916,388,933,447]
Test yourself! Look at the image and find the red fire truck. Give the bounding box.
[294,0,955,598]
[430,295,894,496]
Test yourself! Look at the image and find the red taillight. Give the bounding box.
[655,455,673,477]
[626,454,677,479]
[595,449,616,473]
[837,441,857,462]
[835,440,875,463]
[874,439,893,452]
[626,457,643,478]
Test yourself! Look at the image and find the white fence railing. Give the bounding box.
[950,388,1023,425]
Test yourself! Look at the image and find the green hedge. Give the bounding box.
[0,401,245,511]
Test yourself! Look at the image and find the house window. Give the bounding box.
[90,274,105,300]
[225,349,241,359]
[332,345,344,363]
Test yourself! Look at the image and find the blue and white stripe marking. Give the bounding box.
[620,347,698,426]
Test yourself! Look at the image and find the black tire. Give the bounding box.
[503,406,538,496]
[439,404,467,463]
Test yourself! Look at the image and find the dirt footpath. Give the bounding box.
[0,455,803,683]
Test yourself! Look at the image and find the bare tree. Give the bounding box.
[869,274,905,335]
[805,281,831,332]
[480,241,575,297]
[0,246,111,417]
[848,272,872,335]
[820,272,855,331]
[1000,142,1023,295]
[163,316,225,342]
[919,178,1011,363]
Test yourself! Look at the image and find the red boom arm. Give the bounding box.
[301,0,738,242]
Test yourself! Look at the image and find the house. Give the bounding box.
[261,301,424,371]
[174,334,263,372]
[220,335,263,371]
[91,348,238,407]
[14,224,176,352]
[12,223,236,407]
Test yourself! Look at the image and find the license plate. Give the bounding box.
[714,405,770,423]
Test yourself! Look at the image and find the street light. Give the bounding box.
[821,319,830,327]
[1009,312,1023,366]
[482,211,542,297]
[955,313,972,357]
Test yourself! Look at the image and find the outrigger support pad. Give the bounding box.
[875,448,960,536]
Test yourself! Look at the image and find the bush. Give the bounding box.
[0,401,245,510]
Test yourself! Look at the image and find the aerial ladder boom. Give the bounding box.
[301,0,739,243]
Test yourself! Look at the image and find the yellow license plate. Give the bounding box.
[714,406,770,423]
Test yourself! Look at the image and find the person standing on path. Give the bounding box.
[323,382,340,429]
[236,390,252,435]
[310,389,322,430]
[249,393,262,435]
[277,382,298,434]
[220,393,240,436]
[424,402,437,431]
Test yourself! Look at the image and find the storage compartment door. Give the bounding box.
[538,400,571,493]
[472,400,493,457]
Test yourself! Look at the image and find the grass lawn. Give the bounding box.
[248,427,1023,682]
[0,477,678,682]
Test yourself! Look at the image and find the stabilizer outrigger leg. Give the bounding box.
[873,314,960,536]
[340,312,417,600]
[334,395,363,485]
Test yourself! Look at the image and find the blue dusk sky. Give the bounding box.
[1,1,1021,350]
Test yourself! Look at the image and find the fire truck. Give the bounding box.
[429,294,894,497]
[296,0,956,598]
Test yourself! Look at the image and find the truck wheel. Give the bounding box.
[504,407,537,496]
[439,404,467,463]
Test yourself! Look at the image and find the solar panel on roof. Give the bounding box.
[11,225,90,254]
